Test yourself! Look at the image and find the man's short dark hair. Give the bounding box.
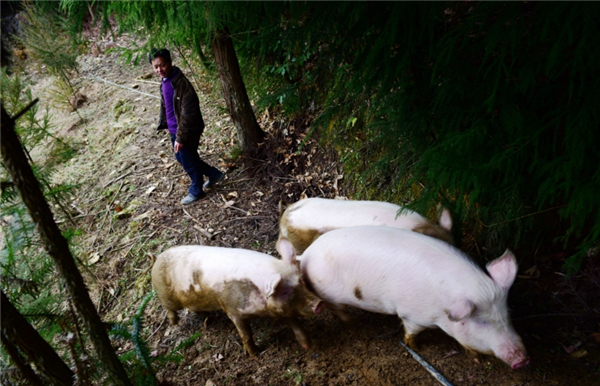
[149,48,171,64]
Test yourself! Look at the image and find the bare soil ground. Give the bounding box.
[21,33,599,386]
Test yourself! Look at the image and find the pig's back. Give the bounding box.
[284,198,427,233]
[154,246,287,293]
[300,226,488,315]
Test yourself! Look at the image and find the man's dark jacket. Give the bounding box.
[157,68,205,145]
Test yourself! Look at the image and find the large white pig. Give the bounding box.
[152,244,324,356]
[277,197,453,255]
[298,226,530,369]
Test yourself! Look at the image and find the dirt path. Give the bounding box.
[24,35,598,386]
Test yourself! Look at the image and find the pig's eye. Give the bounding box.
[475,318,490,326]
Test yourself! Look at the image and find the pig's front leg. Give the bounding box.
[228,314,259,356]
[402,319,426,349]
[282,318,311,350]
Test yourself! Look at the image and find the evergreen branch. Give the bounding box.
[132,292,156,376]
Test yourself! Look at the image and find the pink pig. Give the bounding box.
[295,226,530,369]
[277,197,453,255]
[152,245,324,356]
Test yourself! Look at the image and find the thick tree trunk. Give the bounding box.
[1,291,73,385]
[211,27,265,152]
[0,104,132,386]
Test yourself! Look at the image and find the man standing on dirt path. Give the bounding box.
[150,48,224,205]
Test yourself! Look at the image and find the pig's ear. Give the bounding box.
[264,273,282,298]
[445,298,474,321]
[277,237,297,265]
[486,249,517,290]
[438,206,453,231]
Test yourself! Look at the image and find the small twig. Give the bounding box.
[73,209,109,219]
[133,165,158,174]
[9,98,39,121]
[165,181,174,197]
[221,216,270,225]
[102,171,132,189]
[225,205,249,215]
[221,178,252,186]
[82,195,105,206]
[135,229,160,253]
[172,172,187,179]
[90,204,111,248]
[147,316,166,340]
[164,226,182,234]
[241,156,268,163]
[109,180,126,206]
[121,242,138,259]
[182,207,203,226]
[193,224,214,239]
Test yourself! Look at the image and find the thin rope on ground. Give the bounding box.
[85,71,160,99]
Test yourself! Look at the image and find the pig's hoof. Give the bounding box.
[405,336,419,350]
[167,311,179,325]
[244,344,260,357]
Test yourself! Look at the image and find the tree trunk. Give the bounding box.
[1,291,73,385]
[211,27,265,152]
[0,104,132,386]
[1,333,45,386]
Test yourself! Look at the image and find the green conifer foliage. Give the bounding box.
[234,2,599,270]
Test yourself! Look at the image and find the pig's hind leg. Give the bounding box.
[156,297,181,325]
[167,310,179,325]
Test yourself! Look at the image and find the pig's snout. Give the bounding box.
[313,300,326,314]
[511,356,530,369]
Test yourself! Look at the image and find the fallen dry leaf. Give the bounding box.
[212,353,224,362]
[570,349,588,359]
[144,186,157,195]
[221,200,235,209]
[87,252,101,265]
[441,349,460,359]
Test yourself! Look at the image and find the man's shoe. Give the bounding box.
[181,192,205,205]
[203,171,224,190]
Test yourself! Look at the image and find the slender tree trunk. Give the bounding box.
[1,334,44,386]
[1,291,73,385]
[211,27,265,152]
[0,104,132,386]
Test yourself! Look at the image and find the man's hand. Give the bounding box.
[174,141,184,153]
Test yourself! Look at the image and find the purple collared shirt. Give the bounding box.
[162,67,180,135]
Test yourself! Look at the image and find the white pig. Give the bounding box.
[277,197,453,255]
[298,226,530,369]
[152,244,324,356]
